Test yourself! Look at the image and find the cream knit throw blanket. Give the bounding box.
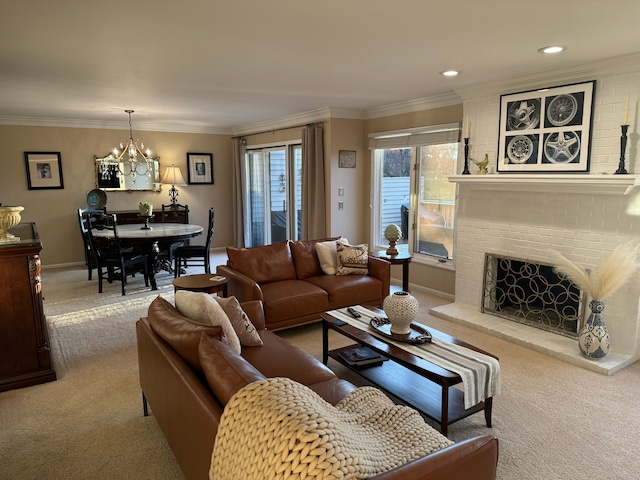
[210,377,454,480]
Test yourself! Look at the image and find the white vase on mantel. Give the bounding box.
[383,291,419,334]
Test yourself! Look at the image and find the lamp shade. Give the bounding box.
[160,165,187,185]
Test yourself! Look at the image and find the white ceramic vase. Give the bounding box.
[383,291,419,335]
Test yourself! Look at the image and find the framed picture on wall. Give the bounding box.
[497,80,596,173]
[338,150,356,168]
[24,152,64,189]
[187,153,214,184]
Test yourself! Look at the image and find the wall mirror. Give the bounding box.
[94,155,161,191]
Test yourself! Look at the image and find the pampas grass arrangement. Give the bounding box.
[552,242,640,358]
[551,242,640,301]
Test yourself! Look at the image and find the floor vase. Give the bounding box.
[578,300,610,359]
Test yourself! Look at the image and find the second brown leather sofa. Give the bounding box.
[217,238,391,330]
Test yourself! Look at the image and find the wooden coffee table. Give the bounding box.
[322,307,497,435]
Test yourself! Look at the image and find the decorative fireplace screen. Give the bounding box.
[481,254,585,338]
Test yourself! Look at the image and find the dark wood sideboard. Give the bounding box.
[0,222,56,392]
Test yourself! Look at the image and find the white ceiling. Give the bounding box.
[1,0,639,134]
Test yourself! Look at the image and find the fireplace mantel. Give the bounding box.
[449,174,639,196]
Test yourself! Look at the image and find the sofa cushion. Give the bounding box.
[175,290,241,354]
[226,241,296,284]
[315,237,348,275]
[147,295,224,372]
[213,295,263,346]
[199,333,266,405]
[241,330,338,386]
[305,275,384,309]
[261,279,329,322]
[290,237,339,279]
[336,241,369,275]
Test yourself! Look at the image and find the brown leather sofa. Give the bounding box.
[136,296,499,480]
[216,239,391,330]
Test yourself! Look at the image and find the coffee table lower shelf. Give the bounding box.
[328,346,487,435]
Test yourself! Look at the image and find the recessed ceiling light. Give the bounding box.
[538,45,565,54]
[440,70,460,77]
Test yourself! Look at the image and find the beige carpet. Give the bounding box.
[1,262,640,479]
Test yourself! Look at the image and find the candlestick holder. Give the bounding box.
[615,125,629,175]
[462,137,470,175]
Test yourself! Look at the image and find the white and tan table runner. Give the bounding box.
[327,305,501,409]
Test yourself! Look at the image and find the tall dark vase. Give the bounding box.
[578,300,610,359]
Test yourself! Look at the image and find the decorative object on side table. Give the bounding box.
[383,223,402,255]
[382,290,419,335]
[0,205,24,242]
[552,243,640,359]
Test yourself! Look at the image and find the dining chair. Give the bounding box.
[87,213,150,295]
[160,203,190,272]
[173,207,214,278]
[78,207,107,280]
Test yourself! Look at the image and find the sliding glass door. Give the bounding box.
[245,144,302,247]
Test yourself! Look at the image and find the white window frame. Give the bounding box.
[369,123,460,271]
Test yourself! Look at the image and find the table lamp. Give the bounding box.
[160,165,187,205]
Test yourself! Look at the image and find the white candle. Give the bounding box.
[465,115,470,138]
[623,95,629,125]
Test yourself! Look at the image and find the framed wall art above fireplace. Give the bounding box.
[497,80,596,173]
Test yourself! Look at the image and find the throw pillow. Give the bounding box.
[175,290,242,354]
[146,295,223,372]
[315,237,348,275]
[199,333,265,405]
[336,241,369,275]
[213,296,263,346]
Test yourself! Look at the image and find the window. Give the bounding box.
[370,124,459,264]
[244,144,302,247]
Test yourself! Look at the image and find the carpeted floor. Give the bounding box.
[1,261,640,479]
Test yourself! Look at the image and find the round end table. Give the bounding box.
[172,274,228,296]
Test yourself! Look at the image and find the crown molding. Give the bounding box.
[364,92,461,119]
[232,107,367,136]
[0,115,233,135]
[454,52,640,100]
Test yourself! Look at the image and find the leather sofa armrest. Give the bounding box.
[217,265,264,303]
[240,300,266,331]
[368,256,391,297]
[371,435,498,480]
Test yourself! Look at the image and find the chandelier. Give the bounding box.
[106,109,158,183]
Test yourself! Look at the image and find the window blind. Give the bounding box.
[368,123,461,149]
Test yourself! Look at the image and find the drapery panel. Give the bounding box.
[301,123,326,240]
[232,137,247,247]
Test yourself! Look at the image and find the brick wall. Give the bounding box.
[454,68,640,356]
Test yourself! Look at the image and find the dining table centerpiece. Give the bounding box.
[139,201,153,216]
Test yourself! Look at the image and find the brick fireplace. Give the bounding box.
[431,174,640,374]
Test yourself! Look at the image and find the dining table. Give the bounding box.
[93,222,203,290]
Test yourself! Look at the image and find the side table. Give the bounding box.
[172,273,228,297]
[370,250,413,292]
